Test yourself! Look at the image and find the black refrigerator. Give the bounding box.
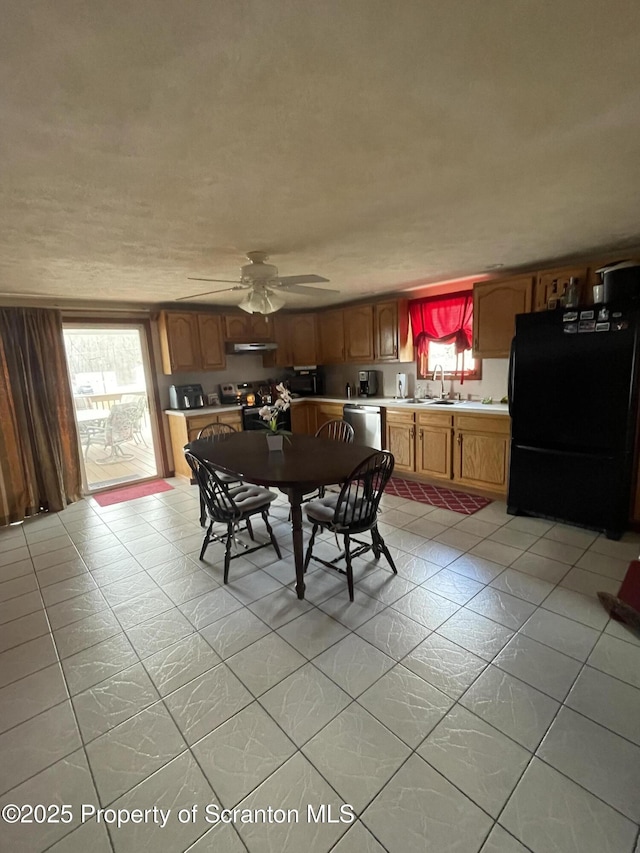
[507,304,640,539]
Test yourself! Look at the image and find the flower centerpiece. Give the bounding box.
[259,383,292,450]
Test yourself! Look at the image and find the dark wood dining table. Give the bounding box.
[186,431,376,599]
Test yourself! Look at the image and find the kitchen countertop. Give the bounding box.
[164,398,510,417]
[164,405,245,417]
[302,396,510,415]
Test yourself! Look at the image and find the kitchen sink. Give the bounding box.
[428,399,455,405]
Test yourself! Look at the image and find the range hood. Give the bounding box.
[225,342,278,354]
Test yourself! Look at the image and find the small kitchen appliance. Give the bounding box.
[169,384,204,410]
[288,367,324,397]
[358,370,380,397]
[396,373,407,399]
[596,261,640,305]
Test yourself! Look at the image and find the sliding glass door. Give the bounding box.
[63,323,161,493]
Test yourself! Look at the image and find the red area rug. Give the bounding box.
[386,477,492,515]
[93,480,174,507]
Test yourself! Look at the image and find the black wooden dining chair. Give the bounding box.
[185,449,281,584]
[295,419,356,515]
[194,423,243,527]
[315,419,355,444]
[303,450,396,601]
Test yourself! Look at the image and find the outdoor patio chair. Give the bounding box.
[83,402,138,462]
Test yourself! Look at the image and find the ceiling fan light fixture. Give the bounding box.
[238,286,285,315]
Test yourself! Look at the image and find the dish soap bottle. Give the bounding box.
[565,276,580,308]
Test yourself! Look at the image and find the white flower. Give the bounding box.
[274,398,285,410]
[258,406,272,421]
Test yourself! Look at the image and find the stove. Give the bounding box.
[219,381,291,432]
[219,381,267,407]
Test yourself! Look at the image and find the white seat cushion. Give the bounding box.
[231,484,276,514]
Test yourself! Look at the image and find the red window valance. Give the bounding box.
[409,290,473,353]
[409,291,474,384]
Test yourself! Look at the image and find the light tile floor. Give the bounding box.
[1,480,640,852]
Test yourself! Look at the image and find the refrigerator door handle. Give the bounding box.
[508,337,516,417]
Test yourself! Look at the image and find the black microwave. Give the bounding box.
[288,370,323,397]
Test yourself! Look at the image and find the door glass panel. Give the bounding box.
[63,325,159,492]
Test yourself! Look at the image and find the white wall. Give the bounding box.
[324,358,509,402]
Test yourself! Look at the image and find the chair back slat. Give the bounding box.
[185,449,242,523]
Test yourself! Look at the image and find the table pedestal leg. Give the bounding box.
[287,488,305,599]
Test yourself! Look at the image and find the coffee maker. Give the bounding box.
[358,370,380,397]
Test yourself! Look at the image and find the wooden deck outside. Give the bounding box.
[79,402,159,492]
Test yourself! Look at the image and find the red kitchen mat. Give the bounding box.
[93,480,174,507]
[385,478,492,515]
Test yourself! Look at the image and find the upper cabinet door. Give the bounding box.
[473,276,534,359]
[318,310,345,364]
[159,312,201,374]
[224,313,274,341]
[374,301,398,360]
[374,299,412,362]
[344,304,374,362]
[198,314,226,370]
[289,314,318,365]
[224,314,250,341]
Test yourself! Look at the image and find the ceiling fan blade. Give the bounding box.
[187,277,240,283]
[275,283,340,296]
[176,285,247,301]
[276,274,330,285]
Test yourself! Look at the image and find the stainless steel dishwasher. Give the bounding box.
[343,404,383,450]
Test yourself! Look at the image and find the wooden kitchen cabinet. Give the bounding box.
[374,300,413,362]
[317,310,345,364]
[453,415,510,493]
[416,411,453,481]
[290,401,315,435]
[473,276,534,359]
[224,313,273,341]
[197,314,226,370]
[385,409,415,473]
[158,311,226,374]
[167,409,243,478]
[534,266,590,312]
[158,312,201,373]
[344,304,375,362]
[314,402,345,434]
[289,313,318,366]
[263,313,317,367]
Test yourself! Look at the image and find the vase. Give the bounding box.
[266,434,284,452]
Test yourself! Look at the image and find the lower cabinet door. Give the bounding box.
[454,430,509,491]
[417,426,452,480]
[385,422,415,473]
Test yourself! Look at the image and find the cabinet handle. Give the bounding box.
[419,430,423,441]
[410,427,415,439]
[457,433,462,445]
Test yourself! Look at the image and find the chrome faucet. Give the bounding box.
[432,364,446,399]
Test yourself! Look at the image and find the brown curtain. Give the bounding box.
[0,308,82,526]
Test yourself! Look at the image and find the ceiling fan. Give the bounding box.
[178,251,339,314]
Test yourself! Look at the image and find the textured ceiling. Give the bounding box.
[1,0,640,310]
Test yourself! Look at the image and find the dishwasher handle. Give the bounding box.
[343,404,382,415]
